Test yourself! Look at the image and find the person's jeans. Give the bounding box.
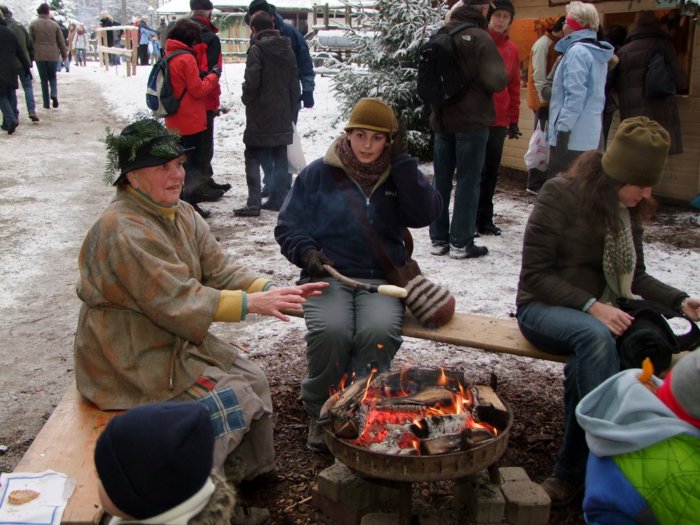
[477,126,507,229]
[261,103,301,191]
[75,49,86,66]
[17,69,36,115]
[301,278,404,417]
[35,61,58,108]
[429,129,488,249]
[516,301,620,483]
[245,145,288,208]
[0,87,17,129]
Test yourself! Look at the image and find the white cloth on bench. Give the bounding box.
[0,470,74,525]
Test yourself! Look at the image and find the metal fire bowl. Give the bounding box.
[324,404,513,482]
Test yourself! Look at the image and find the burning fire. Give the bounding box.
[332,368,498,455]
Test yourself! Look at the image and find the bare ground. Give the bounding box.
[0,73,698,524]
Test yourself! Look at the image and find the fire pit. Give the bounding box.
[319,367,513,524]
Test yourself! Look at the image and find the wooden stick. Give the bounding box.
[323,265,408,298]
[283,495,312,512]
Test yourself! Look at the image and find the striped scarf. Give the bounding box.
[601,206,641,305]
[335,133,391,197]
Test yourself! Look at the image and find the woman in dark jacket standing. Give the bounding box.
[516,117,699,506]
[613,10,684,154]
[275,98,442,452]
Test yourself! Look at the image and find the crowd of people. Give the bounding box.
[2,0,699,524]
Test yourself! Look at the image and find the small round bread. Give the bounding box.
[8,489,40,505]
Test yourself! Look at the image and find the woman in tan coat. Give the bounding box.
[75,118,328,485]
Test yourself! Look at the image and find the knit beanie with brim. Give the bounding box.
[344,98,398,137]
[602,116,670,187]
[190,0,214,10]
[657,350,700,428]
[94,402,214,520]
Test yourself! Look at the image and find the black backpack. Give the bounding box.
[644,43,676,99]
[416,22,476,107]
[146,49,192,117]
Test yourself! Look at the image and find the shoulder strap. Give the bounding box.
[447,22,477,37]
[330,167,413,274]
[165,49,192,101]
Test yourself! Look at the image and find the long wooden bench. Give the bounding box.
[13,312,562,524]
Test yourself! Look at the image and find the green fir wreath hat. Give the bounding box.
[103,118,191,186]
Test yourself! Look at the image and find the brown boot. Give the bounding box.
[540,476,583,507]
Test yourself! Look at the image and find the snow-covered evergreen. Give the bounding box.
[330,0,447,158]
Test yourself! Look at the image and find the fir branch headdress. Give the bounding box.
[102,118,187,185]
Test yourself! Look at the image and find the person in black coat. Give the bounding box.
[235,11,299,216]
[0,16,31,134]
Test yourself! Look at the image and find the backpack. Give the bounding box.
[416,22,476,107]
[146,49,192,117]
[616,298,700,373]
[644,43,676,99]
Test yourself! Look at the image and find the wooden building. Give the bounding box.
[156,0,347,58]
[505,0,698,202]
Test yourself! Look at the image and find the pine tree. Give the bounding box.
[330,0,448,159]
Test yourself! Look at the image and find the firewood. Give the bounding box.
[475,385,507,413]
[420,433,462,455]
[376,386,455,408]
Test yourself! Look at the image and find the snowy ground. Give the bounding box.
[0,60,698,473]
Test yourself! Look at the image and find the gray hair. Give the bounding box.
[566,1,600,31]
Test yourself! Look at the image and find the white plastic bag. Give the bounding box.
[524,121,549,172]
[287,124,307,174]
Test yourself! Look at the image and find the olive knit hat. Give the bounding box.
[344,98,398,136]
[656,349,700,428]
[602,116,670,187]
[94,402,214,519]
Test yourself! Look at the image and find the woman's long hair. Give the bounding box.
[562,151,656,233]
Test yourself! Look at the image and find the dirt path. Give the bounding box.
[0,72,121,471]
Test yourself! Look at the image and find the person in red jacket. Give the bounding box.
[164,18,221,218]
[190,0,231,199]
[476,0,521,236]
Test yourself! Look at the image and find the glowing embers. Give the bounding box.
[321,368,505,456]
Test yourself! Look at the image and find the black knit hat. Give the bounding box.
[37,3,50,15]
[248,0,272,15]
[103,118,191,186]
[190,0,214,10]
[488,0,515,22]
[94,402,214,520]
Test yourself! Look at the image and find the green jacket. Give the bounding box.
[75,188,269,409]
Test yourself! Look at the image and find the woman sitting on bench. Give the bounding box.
[73,118,327,485]
[515,116,700,506]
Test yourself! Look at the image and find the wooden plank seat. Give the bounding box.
[13,387,120,525]
[14,311,562,524]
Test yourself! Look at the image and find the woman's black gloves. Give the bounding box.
[303,250,333,277]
